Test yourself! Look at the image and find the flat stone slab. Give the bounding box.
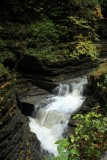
[20,94,49,105]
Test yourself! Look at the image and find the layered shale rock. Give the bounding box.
[88,61,107,105]
[0,63,42,160]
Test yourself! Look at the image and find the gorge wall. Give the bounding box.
[0,63,42,160]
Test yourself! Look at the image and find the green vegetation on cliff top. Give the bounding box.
[0,0,103,68]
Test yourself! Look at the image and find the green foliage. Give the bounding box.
[0,19,72,67]
[68,16,99,41]
[69,35,99,60]
[90,62,107,92]
[68,0,102,40]
[0,51,16,64]
[0,39,7,48]
[51,107,107,160]
[68,0,102,19]
[0,63,8,80]
[71,107,107,159]
[97,73,107,89]
[29,18,59,43]
[0,0,43,22]
[0,0,102,70]
[0,63,13,82]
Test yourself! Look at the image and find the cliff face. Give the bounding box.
[88,61,107,105]
[0,63,41,160]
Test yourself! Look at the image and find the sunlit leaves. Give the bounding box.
[69,36,99,60]
[56,138,70,148]
[50,106,107,160]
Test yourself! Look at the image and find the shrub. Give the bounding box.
[69,35,100,60]
[51,106,107,160]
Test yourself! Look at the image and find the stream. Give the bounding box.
[29,77,87,157]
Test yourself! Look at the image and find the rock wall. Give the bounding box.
[88,61,107,105]
[0,63,42,160]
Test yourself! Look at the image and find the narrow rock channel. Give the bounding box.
[29,77,87,157]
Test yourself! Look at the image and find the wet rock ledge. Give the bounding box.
[0,63,42,160]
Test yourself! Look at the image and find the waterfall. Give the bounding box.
[29,78,87,156]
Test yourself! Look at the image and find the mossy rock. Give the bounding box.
[88,61,107,104]
[90,61,107,77]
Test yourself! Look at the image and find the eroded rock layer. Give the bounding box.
[0,63,41,160]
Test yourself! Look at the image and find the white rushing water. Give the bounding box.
[29,78,87,156]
